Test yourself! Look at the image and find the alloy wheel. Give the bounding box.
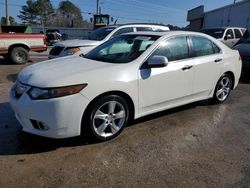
[216,76,231,101]
[92,101,126,138]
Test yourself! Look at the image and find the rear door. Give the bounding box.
[190,36,223,96]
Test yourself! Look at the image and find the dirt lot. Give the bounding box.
[0,55,250,188]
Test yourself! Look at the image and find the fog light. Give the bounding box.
[30,120,49,130]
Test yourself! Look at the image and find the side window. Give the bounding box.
[191,36,217,57]
[152,36,189,62]
[212,43,221,54]
[234,29,242,39]
[225,29,234,39]
[136,27,153,32]
[112,27,134,37]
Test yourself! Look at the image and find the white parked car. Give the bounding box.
[49,24,170,59]
[201,27,246,48]
[10,31,242,141]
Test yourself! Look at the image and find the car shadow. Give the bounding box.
[6,74,18,83]
[0,57,33,65]
[0,57,13,65]
[240,67,250,84]
[0,102,99,155]
[0,99,209,156]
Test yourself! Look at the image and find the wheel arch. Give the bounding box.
[224,71,235,89]
[8,43,30,53]
[81,90,135,131]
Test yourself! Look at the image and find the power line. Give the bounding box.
[0,2,22,7]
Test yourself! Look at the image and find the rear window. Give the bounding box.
[136,27,153,32]
[88,27,116,41]
[234,29,242,39]
[191,36,220,57]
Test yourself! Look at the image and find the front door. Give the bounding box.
[139,36,194,115]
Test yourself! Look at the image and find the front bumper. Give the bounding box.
[10,84,90,139]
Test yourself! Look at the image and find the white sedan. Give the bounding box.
[10,31,242,141]
[49,24,170,59]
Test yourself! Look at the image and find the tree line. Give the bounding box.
[1,0,92,28]
[1,0,184,30]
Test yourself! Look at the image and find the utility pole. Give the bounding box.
[6,0,10,25]
[96,0,99,15]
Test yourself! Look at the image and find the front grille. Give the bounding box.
[49,46,64,56]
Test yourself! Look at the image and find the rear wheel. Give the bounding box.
[83,95,129,141]
[9,47,29,64]
[212,74,232,104]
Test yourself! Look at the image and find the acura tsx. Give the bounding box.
[10,31,242,141]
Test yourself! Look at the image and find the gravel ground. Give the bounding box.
[0,56,250,188]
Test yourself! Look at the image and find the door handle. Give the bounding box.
[182,65,193,71]
[214,58,223,63]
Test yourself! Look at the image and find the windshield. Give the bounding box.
[88,27,116,41]
[85,34,160,63]
[202,29,225,39]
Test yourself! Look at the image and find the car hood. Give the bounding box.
[54,39,102,47]
[18,56,118,87]
[233,43,250,56]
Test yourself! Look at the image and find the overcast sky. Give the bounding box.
[0,0,239,26]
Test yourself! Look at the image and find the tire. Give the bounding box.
[211,74,233,104]
[83,95,130,141]
[9,47,29,64]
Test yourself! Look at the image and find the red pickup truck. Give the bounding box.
[0,33,47,64]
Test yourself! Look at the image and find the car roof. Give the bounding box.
[202,27,246,30]
[122,31,205,37]
[103,23,169,28]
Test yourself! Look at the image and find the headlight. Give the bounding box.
[61,47,80,57]
[28,84,87,100]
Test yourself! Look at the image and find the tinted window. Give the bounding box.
[191,36,217,57]
[85,35,159,63]
[112,27,134,37]
[212,43,221,54]
[136,27,153,31]
[234,29,242,38]
[152,37,189,62]
[225,29,234,39]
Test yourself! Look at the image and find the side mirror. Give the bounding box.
[147,55,168,68]
[90,18,93,23]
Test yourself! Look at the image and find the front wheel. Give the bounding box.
[212,74,233,104]
[84,95,129,141]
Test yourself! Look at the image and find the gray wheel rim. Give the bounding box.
[15,51,25,62]
[93,101,126,138]
[216,76,231,101]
